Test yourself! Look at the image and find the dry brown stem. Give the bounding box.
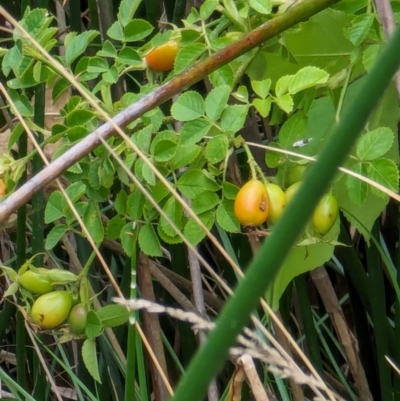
[310,266,372,401]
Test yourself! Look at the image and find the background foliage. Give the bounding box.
[0,1,400,401]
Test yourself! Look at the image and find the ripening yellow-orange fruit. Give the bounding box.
[266,183,286,225]
[285,181,302,204]
[145,41,180,72]
[0,179,7,196]
[234,180,269,226]
[312,194,339,235]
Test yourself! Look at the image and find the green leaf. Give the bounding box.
[82,339,102,383]
[265,143,286,168]
[102,65,119,83]
[83,201,104,243]
[65,30,99,66]
[266,241,336,310]
[252,97,271,118]
[222,0,245,29]
[106,215,126,240]
[4,282,19,298]
[97,40,117,58]
[222,182,239,200]
[192,192,220,214]
[154,140,178,162]
[150,30,172,47]
[346,162,368,204]
[284,9,355,73]
[274,94,293,114]
[142,162,156,186]
[170,144,202,169]
[174,43,207,74]
[275,75,292,97]
[20,8,49,35]
[2,43,22,77]
[279,111,308,149]
[53,78,71,102]
[345,14,374,46]
[45,191,64,223]
[200,0,219,19]
[39,269,78,285]
[180,119,211,145]
[138,224,162,257]
[204,85,231,121]
[134,124,153,154]
[332,0,368,13]
[205,135,229,164]
[362,44,381,72]
[150,180,170,204]
[96,304,130,327]
[123,19,153,42]
[208,64,235,88]
[65,182,86,205]
[8,123,24,151]
[88,159,101,190]
[85,311,103,339]
[289,67,329,95]
[251,79,271,99]
[334,176,389,242]
[74,57,99,82]
[87,57,109,73]
[367,158,399,197]
[65,202,87,226]
[85,186,109,202]
[114,190,127,215]
[232,85,249,103]
[160,197,184,237]
[216,200,240,233]
[177,169,220,199]
[107,21,124,41]
[134,158,145,182]
[118,0,142,27]
[8,89,33,117]
[127,190,145,220]
[157,226,182,245]
[120,223,136,257]
[118,47,142,65]
[356,127,393,160]
[249,0,271,14]
[220,105,249,135]
[66,109,95,127]
[171,91,205,121]
[148,128,174,150]
[184,211,214,246]
[66,126,89,141]
[0,266,18,282]
[45,224,68,250]
[99,158,115,189]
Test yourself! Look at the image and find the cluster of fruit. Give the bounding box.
[18,269,88,334]
[234,166,339,236]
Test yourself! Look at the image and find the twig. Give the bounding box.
[149,261,198,313]
[138,253,171,400]
[310,266,373,401]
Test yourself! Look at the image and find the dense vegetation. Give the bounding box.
[0,1,400,401]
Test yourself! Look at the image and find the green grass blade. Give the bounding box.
[295,274,323,374]
[0,368,36,401]
[367,224,392,400]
